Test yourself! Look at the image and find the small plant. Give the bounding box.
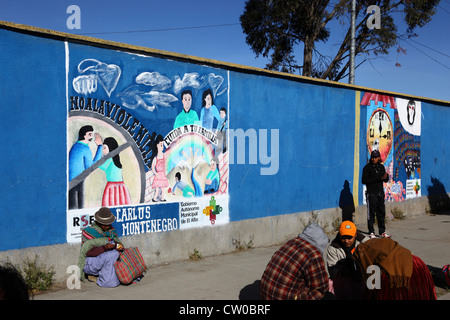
[232,235,254,251]
[189,248,203,261]
[391,206,405,220]
[299,211,332,233]
[332,217,341,232]
[20,255,55,293]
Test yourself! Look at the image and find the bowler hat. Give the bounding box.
[94,207,116,225]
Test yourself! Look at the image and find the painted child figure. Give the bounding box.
[171,172,195,198]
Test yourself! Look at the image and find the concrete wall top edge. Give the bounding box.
[1,20,449,107]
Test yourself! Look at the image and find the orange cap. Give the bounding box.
[339,221,357,237]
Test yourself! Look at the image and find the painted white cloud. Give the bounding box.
[136,72,171,90]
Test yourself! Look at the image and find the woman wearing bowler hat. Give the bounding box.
[78,207,124,287]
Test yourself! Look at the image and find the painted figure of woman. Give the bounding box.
[151,134,169,202]
[200,89,220,130]
[99,137,132,207]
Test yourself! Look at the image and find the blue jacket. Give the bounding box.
[69,141,102,181]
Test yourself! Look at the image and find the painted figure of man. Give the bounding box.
[68,125,103,209]
[173,90,199,129]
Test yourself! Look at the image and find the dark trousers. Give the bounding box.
[69,182,84,209]
[366,192,386,235]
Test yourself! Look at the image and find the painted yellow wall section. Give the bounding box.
[353,91,361,207]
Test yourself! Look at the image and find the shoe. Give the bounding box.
[87,275,98,283]
[381,232,391,238]
[369,233,376,239]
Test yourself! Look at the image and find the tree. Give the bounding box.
[240,0,441,81]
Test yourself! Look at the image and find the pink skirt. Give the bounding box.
[102,182,132,207]
[151,172,169,188]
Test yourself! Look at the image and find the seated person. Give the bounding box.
[326,221,368,299]
[0,263,30,300]
[77,207,124,287]
[260,223,332,300]
[204,157,220,194]
[354,237,436,300]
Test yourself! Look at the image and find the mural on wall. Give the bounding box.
[394,98,421,199]
[362,92,421,203]
[66,48,229,242]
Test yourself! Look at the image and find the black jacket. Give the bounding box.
[362,161,389,195]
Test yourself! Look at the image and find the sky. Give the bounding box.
[1,0,449,102]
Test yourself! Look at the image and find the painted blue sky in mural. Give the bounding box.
[1,0,449,101]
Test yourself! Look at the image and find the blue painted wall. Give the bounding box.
[229,72,357,220]
[0,24,449,252]
[421,102,450,197]
[0,29,67,250]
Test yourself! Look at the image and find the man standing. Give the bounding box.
[362,150,390,239]
[68,125,103,209]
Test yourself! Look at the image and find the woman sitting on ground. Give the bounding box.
[77,207,124,287]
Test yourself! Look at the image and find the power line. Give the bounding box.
[438,4,450,14]
[401,39,450,70]
[79,23,241,36]
[75,16,450,70]
[395,31,450,69]
[407,38,450,59]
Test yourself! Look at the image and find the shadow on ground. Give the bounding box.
[428,265,450,297]
[238,267,449,300]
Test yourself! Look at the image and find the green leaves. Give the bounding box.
[240,0,441,81]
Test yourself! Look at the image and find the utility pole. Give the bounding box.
[349,0,356,85]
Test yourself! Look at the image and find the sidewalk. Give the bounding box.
[35,213,450,300]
